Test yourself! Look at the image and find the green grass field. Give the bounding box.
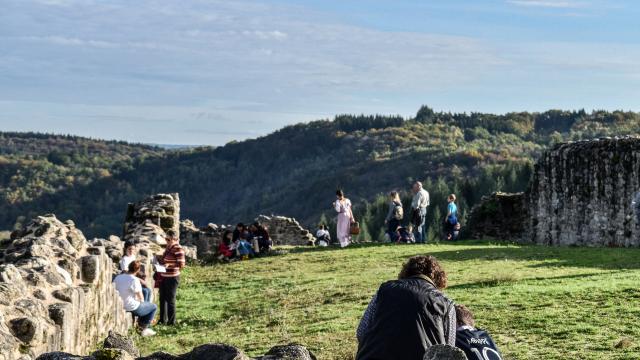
[137,241,640,359]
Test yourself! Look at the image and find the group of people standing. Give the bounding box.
[356,255,502,360]
[216,222,273,261]
[333,181,460,246]
[112,229,186,337]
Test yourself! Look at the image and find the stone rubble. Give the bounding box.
[37,332,318,360]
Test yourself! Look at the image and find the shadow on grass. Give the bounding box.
[447,271,622,290]
[422,240,640,270]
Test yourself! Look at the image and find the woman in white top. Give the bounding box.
[119,242,137,272]
[119,242,151,302]
[113,261,157,337]
[334,189,354,248]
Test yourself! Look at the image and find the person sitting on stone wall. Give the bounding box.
[233,223,246,242]
[316,224,331,246]
[249,222,272,253]
[120,241,151,302]
[454,304,502,360]
[113,260,157,337]
[217,230,235,262]
[355,255,456,360]
[157,229,186,326]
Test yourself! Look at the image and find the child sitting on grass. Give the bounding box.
[397,225,415,243]
[217,230,234,262]
[236,231,254,260]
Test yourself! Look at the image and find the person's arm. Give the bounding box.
[385,203,394,222]
[445,305,457,346]
[334,200,342,213]
[356,292,379,343]
[174,247,186,270]
[132,278,144,302]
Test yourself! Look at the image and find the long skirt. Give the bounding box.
[337,214,351,247]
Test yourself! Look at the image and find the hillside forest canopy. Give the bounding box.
[1,107,639,240]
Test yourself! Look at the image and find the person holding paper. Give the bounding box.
[157,229,186,326]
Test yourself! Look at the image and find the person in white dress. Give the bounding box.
[334,189,355,248]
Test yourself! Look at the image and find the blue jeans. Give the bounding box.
[414,208,427,243]
[142,286,151,302]
[132,301,157,328]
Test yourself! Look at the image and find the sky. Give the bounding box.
[1,0,639,145]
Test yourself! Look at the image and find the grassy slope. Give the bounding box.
[139,241,640,359]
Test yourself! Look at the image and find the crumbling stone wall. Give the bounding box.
[528,137,640,247]
[466,192,528,241]
[0,215,130,360]
[256,215,316,246]
[180,220,223,255]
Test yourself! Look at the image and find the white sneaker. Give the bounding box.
[141,328,156,337]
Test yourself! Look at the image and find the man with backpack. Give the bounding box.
[411,181,430,243]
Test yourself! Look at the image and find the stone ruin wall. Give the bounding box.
[0,215,130,360]
[465,192,528,241]
[528,137,640,246]
[468,137,640,247]
[255,215,316,246]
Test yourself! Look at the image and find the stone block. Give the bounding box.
[79,256,100,283]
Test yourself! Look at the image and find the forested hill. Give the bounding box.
[1,108,639,240]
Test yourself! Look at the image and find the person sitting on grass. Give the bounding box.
[119,241,151,302]
[217,230,235,262]
[236,231,254,260]
[316,224,331,246]
[455,304,502,360]
[113,261,157,337]
[397,225,415,243]
[356,255,456,360]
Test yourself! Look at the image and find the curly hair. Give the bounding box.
[455,304,476,327]
[398,255,448,289]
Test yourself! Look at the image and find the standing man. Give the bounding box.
[411,181,430,243]
[158,229,186,326]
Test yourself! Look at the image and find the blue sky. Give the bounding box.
[1,0,638,145]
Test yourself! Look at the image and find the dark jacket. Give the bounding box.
[356,275,454,360]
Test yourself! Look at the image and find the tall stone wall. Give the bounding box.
[528,137,640,247]
[0,215,130,360]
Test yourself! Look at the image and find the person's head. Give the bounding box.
[165,229,178,246]
[389,191,400,202]
[455,304,476,328]
[123,241,136,256]
[336,189,344,200]
[236,223,245,231]
[127,260,141,274]
[412,181,422,193]
[222,230,233,244]
[319,224,326,230]
[240,231,248,240]
[249,223,258,232]
[448,194,457,203]
[398,255,448,290]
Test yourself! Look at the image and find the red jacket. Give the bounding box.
[218,242,233,257]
